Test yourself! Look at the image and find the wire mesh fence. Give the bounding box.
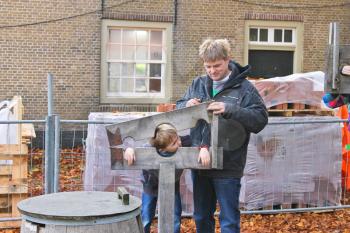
[1,116,350,225]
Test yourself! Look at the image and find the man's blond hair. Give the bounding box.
[199,39,231,62]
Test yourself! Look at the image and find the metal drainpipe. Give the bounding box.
[174,0,178,26]
[101,0,105,18]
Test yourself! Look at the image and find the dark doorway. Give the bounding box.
[248,50,294,78]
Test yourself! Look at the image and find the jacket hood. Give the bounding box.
[225,60,251,88]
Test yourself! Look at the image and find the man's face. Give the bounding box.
[204,58,230,81]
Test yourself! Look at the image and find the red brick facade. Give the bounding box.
[0,0,349,119]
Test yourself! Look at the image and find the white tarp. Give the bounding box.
[84,113,342,212]
[0,98,19,144]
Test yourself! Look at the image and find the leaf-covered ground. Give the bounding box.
[1,148,350,233]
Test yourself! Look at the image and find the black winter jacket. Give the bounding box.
[176,60,268,178]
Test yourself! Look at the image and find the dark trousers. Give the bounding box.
[192,170,241,233]
[141,191,182,233]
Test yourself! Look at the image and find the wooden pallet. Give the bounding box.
[268,103,335,117]
[0,96,33,229]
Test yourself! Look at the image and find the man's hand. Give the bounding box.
[198,148,211,167]
[124,148,135,166]
[207,102,225,115]
[186,98,201,107]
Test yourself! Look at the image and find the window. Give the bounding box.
[248,27,295,45]
[101,20,173,104]
[244,21,303,78]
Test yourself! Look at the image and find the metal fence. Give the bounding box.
[1,116,350,226]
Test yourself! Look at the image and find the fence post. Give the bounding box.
[54,115,61,193]
[45,115,55,194]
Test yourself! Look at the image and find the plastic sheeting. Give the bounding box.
[250,71,325,108]
[0,98,19,144]
[241,116,342,210]
[85,113,342,212]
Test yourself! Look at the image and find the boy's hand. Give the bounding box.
[124,148,135,166]
[186,98,201,107]
[198,148,211,167]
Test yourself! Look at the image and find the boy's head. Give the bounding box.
[150,123,181,153]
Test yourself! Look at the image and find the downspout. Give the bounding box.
[101,0,105,19]
[173,0,178,26]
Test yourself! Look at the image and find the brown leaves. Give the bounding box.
[2,147,350,233]
[147,210,350,233]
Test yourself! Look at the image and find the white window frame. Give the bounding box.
[101,20,173,104]
[244,20,304,74]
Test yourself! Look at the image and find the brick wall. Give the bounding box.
[0,0,348,119]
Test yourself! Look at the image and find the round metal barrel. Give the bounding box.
[17,191,142,233]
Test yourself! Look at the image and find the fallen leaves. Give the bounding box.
[2,147,350,233]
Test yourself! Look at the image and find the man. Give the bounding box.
[176,38,268,233]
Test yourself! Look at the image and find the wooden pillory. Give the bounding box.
[106,102,227,233]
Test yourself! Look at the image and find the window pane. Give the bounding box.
[150,79,161,92]
[109,63,121,78]
[274,29,282,42]
[121,63,134,77]
[110,29,121,43]
[136,30,149,45]
[122,45,135,60]
[123,30,135,44]
[260,29,268,42]
[135,79,148,92]
[150,31,162,44]
[150,64,161,77]
[150,46,162,60]
[284,30,293,42]
[108,44,121,59]
[135,63,147,77]
[109,78,120,92]
[121,79,134,92]
[249,28,258,41]
[136,46,148,60]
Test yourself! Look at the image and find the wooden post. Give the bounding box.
[158,162,175,233]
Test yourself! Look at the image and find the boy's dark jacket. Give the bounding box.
[176,60,268,178]
[142,135,191,196]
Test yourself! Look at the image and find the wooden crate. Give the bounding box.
[268,103,335,117]
[0,96,33,229]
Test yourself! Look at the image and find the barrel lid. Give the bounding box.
[17,191,141,221]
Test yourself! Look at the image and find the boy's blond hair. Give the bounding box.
[150,123,178,150]
[199,38,231,62]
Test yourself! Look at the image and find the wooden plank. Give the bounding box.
[117,187,129,205]
[0,195,11,209]
[12,155,27,180]
[0,164,12,175]
[21,124,36,138]
[12,194,28,216]
[0,219,21,229]
[12,96,23,145]
[210,114,220,169]
[106,101,213,141]
[0,144,28,155]
[112,147,211,170]
[158,162,175,233]
[0,177,28,194]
